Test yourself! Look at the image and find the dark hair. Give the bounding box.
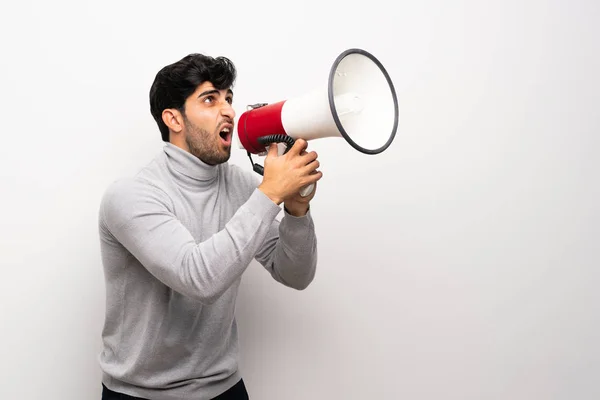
[149,53,237,142]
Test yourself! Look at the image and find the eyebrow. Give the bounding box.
[197,89,234,98]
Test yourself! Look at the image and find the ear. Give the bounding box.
[162,108,184,136]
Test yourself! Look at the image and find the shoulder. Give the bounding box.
[104,151,174,203]
[102,175,169,204]
[99,175,173,229]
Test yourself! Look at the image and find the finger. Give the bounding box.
[301,159,320,174]
[287,138,308,156]
[303,171,323,185]
[299,151,318,165]
[266,143,278,158]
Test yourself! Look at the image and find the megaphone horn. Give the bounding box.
[237,48,399,195]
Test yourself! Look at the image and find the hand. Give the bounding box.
[284,180,317,217]
[258,139,323,205]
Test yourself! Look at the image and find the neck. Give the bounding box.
[163,142,219,185]
[169,136,190,153]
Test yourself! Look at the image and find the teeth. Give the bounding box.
[222,128,230,133]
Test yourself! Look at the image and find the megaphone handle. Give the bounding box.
[254,135,314,198]
[299,183,315,197]
[273,141,314,198]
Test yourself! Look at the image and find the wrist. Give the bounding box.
[258,184,283,205]
[284,203,309,217]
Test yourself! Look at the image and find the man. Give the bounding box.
[98,53,322,400]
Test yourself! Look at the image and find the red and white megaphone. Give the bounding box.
[237,48,399,196]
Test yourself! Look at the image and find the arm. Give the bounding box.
[254,207,317,290]
[100,178,281,304]
[252,142,321,290]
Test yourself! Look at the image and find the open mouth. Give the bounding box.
[219,126,232,146]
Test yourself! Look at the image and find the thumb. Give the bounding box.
[267,143,278,158]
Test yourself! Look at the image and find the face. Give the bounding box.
[181,81,235,165]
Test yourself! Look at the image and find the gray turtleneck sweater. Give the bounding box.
[98,143,317,400]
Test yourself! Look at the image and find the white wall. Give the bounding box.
[1,0,598,399]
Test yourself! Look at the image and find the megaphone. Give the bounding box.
[237,48,399,196]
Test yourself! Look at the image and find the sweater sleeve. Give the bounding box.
[254,208,318,290]
[100,178,281,304]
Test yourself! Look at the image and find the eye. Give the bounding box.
[226,96,233,104]
[203,95,215,103]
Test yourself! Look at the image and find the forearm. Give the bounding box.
[103,186,281,304]
[154,193,279,301]
[257,210,318,290]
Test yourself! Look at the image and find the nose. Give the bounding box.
[220,101,235,120]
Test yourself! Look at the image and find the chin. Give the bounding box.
[219,147,232,163]
[197,151,231,166]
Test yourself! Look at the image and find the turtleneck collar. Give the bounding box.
[163,142,219,185]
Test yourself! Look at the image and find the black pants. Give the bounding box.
[101,379,249,400]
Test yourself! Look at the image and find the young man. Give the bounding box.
[98,53,322,400]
